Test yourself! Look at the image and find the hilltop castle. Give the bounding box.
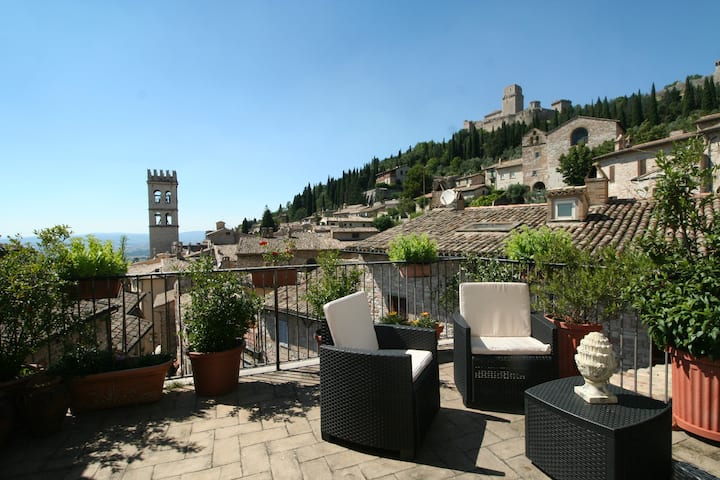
[463,84,571,132]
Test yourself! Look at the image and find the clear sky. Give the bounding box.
[2,1,719,237]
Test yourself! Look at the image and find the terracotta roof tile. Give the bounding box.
[346,199,661,257]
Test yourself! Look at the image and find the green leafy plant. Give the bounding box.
[629,137,720,359]
[410,311,438,329]
[64,234,129,278]
[387,233,438,264]
[184,256,262,353]
[49,344,172,377]
[0,227,75,381]
[379,311,407,325]
[504,225,573,263]
[304,250,362,318]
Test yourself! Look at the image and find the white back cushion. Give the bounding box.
[459,282,531,337]
[323,291,379,350]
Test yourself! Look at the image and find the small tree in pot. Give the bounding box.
[629,137,720,441]
[184,256,262,396]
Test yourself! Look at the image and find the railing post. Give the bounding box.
[274,270,280,371]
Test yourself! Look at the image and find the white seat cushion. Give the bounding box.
[460,282,531,336]
[471,336,552,355]
[383,349,433,381]
[323,291,379,351]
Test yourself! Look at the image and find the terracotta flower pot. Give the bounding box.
[19,374,68,436]
[68,360,172,413]
[548,316,603,377]
[188,345,244,396]
[669,347,720,442]
[399,264,432,278]
[435,323,444,340]
[251,268,298,288]
[74,278,122,299]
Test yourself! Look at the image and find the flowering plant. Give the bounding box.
[260,239,295,266]
[410,311,438,329]
[379,310,407,325]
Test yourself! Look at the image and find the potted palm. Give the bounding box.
[629,138,720,441]
[387,233,438,278]
[184,257,262,396]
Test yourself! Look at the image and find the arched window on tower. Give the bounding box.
[165,213,173,225]
[155,212,162,225]
[165,191,172,204]
[571,128,589,146]
[154,190,161,204]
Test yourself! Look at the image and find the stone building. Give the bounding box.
[464,84,571,132]
[484,116,622,193]
[147,169,179,256]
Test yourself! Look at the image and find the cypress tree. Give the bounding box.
[682,76,696,116]
[630,90,644,127]
[701,77,715,113]
[647,83,659,126]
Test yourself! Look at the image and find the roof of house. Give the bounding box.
[345,199,663,256]
[235,231,345,256]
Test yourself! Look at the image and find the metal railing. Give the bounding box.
[30,256,670,402]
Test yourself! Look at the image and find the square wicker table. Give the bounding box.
[525,376,671,480]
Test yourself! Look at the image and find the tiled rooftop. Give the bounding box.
[2,356,719,479]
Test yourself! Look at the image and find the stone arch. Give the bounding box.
[153,190,161,204]
[571,127,588,146]
[532,181,546,192]
[165,191,172,204]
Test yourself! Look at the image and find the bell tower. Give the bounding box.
[147,169,179,256]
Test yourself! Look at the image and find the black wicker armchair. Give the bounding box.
[453,282,558,411]
[320,291,440,459]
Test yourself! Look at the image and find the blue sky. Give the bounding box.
[2,1,719,237]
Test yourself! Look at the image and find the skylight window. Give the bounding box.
[457,222,520,232]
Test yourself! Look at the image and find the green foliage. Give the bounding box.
[504,226,573,262]
[629,138,720,358]
[504,183,530,204]
[379,310,407,325]
[49,345,171,377]
[402,164,432,199]
[372,215,397,232]
[470,190,504,207]
[387,233,438,264]
[0,227,76,380]
[533,245,643,325]
[304,251,362,318]
[64,235,128,278]
[184,257,262,353]
[410,311,438,329]
[260,207,276,230]
[557,143,593,186]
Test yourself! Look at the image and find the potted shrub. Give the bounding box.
[49,345,173,413]
[42,229,129,299]
[251,238,297,287]
[0,227,75,437]
[387,233,438,278]
[509,228,619,377]
[67,234,128,299]
[410,311,444,340]
[304,250,361,345]
[184,257,262,396]
[629,138,720,441]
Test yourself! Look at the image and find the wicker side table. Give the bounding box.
[525,376,671,480]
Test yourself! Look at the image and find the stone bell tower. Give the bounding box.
[147,169,179,256]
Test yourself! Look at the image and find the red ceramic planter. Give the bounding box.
[399,264,431,278]
[68,360,172,413]
[188,345,243,396]
[251,268,298,288]
[669,347,720,442]
[548,316,603,378]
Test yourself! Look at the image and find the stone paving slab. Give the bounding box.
[0,361,718,479]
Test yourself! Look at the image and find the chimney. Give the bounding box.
[585,177,609,205]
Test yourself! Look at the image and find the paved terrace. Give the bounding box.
[2,354,720,480]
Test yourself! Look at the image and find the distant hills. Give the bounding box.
[10,231,207,261]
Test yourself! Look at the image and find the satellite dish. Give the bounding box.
[440,189,457,206]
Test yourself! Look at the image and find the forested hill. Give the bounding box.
[266,74,719,224]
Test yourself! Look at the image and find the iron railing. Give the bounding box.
[30,256,670,402]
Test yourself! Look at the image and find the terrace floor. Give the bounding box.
[2,353,719,479]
